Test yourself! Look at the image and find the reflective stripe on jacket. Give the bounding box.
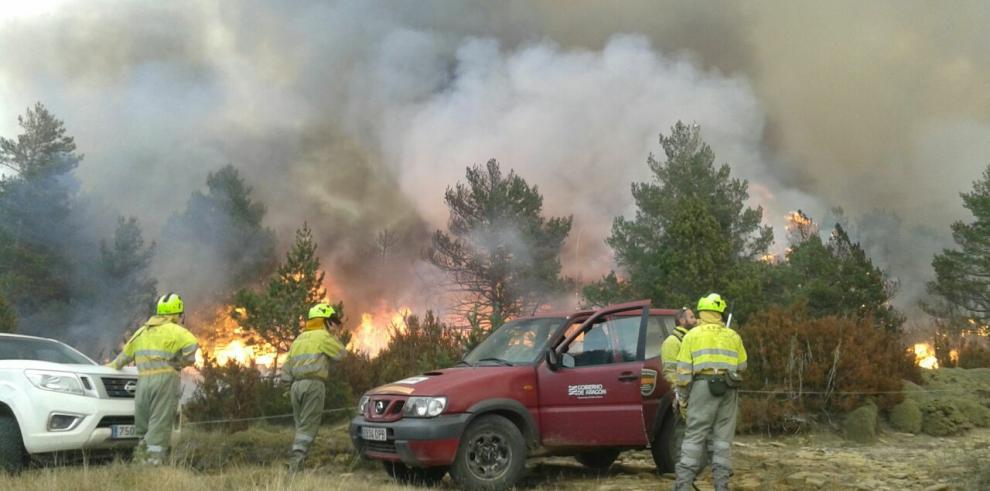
[282,320,345,383]
[675,311,747,387]
[660,325,690,386]
[110,315,199,377]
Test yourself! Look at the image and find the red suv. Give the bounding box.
[349,301,680,490]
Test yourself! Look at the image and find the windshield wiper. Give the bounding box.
[475,357,514,366]
[455,359,473,367]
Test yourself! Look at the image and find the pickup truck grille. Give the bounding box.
[101,377,138,398]
[97,416,135,427]
[364,440,397,454]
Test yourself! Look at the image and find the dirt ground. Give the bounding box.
[3,427,986,491]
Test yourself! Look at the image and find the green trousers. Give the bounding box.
[290,379,326,467]
[674,380,738,491]
[672,410,711,471]
[134,372,180,463]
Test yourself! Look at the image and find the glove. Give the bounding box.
[675,388,689,420]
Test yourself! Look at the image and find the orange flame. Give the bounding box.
[913,343,939,370]
[347,307,411,358]
[949,349,960,366]
[194,308,284,370]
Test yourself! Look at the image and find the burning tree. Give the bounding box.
[234,223,342,370]
[585,121,772,322]
[429,159,573,331]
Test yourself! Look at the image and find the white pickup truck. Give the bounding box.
[0,333,139,472]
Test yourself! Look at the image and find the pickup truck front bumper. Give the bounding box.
[350,413,471,467]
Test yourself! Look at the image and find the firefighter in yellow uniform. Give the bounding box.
[660,307,708,470]
[109,293,198,465]
[674,293,746,491]
[282,302,345,471]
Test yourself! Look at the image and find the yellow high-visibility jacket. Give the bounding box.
[110,315,199,377]
[675,311,747,387]
[660,325,690,386]
[281,319,345,383]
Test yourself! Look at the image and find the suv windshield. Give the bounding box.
[0,337,95,365]
[463,317,564,366]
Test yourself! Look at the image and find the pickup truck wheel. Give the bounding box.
[650,409,677,473]
[574,448,620,470]
[0,416,26,473]
[450,414,526,491]
[382,461,448,486]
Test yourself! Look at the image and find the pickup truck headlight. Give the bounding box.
[403,396,446,418]
[24,370,85,396]
[358,395,370,414]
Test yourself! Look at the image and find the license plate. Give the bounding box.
[111,424,137,439]
[361,426,387,441]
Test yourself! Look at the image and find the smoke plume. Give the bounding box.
[1,0,987,331]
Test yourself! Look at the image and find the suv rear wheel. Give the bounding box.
[450,414,526,491]
[574,448,620,470]
[382,461,448,486]
[0,415,26,473]
[650,408,677,473]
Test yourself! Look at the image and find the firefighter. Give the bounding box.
[108,293,199,465]
[673,293,747,491]
[660,307,708,470]
[282,302,345,471]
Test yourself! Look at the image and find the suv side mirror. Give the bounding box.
[546,350,559,371]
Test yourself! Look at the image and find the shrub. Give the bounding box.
[954,398,990,427]
[920,398,972,436]
[843,402,878,443]
[738,396,805,434]
[958,343,990,369]
[183,355,292,430]
[368,311,464,386]
[888,399,922,433]
[741,306,915,420]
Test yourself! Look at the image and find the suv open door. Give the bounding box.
[536,301,650,448]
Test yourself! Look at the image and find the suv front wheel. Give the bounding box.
[0,415,26,473]
[449,414,526,491]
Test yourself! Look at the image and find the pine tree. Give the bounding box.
[429,159,573,330]
[97,217,158,336]
[586,122,772,321]
[928,164,990,326]
[234,224,343,368]
[0,103,81,319]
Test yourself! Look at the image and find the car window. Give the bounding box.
[610,315,642,362]
[645,315,675,360]
[463,317,564,365]
[563,320,614,367]
[0,337,95,365]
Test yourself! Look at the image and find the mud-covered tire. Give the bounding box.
[382,461,448,486]
[0,416,26,474]
[450,414,527,491]
[651,409,677,473]
[574,448,620,470]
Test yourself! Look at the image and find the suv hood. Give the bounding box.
[369,366,532,397]
[3,359,138,376]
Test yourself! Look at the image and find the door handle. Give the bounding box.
[618,372,638,382]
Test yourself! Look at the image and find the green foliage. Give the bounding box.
[928,163,990,326]
[163,164,276,305]
[920,398,972,436]
[955,398,990,427]
[91,216,158,342]
[586,122,772,321]
[183,355,292,430]
[429,159,573,330]
[888,399,922,433]
[842,402,878,443]
[0,292,16,333]
[958,342,990,368]
[373,311,464,384]
[769,223,903,331]
[234,224,339,363]
[0,103,81,319]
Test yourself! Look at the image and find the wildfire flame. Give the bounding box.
[347,307,411,358]
[194,308,284,370]
[913,343,939,370]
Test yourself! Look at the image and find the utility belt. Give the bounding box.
[693,370,742,397]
